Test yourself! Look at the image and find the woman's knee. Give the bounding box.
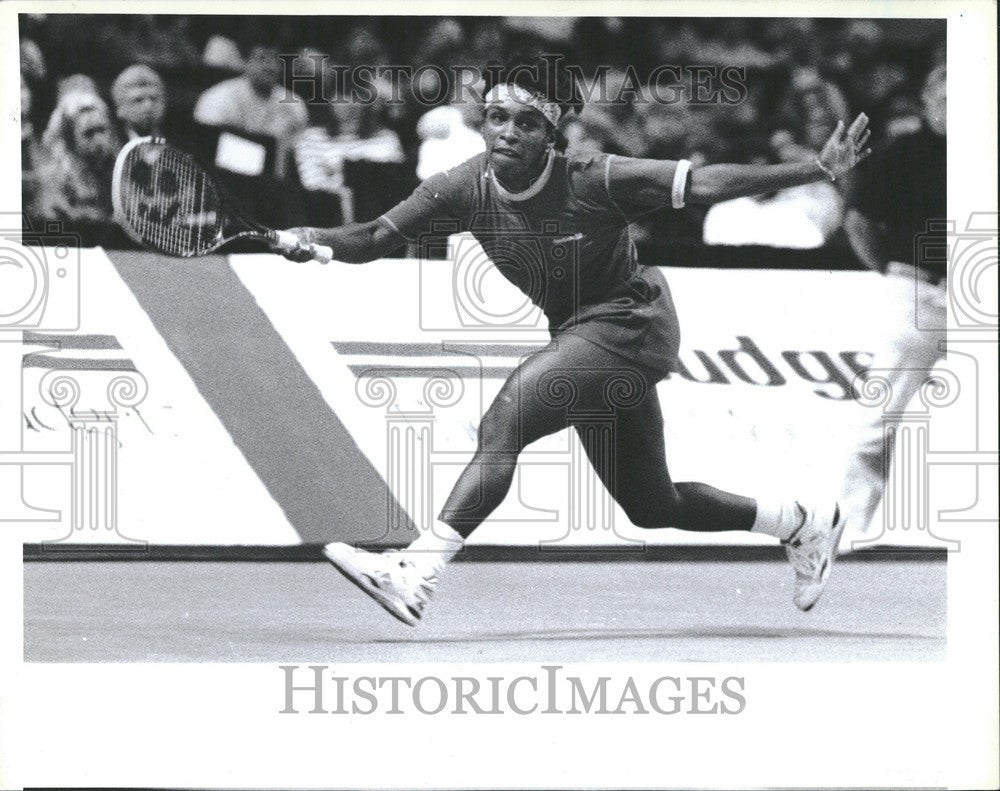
[623,482,721,529]
[476,398,522,452]
[621,483,684,529]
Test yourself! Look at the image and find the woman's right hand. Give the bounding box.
[273,227,331,263]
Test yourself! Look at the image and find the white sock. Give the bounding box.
[750,499,806,541]
[405,520,464,571]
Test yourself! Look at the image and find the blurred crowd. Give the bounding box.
[19,14,945,258]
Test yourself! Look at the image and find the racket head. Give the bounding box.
[112,136,265,257]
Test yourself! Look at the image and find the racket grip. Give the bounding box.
[307,243,334,264]
[272,230,333,264]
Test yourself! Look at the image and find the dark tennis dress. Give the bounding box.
[379,149,689,378]
[379,149,695,530]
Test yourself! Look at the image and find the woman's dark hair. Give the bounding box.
[481,54,584,120]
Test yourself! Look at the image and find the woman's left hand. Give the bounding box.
[818,112,872,178]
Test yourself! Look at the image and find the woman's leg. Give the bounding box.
[325,333,848,622]
[439,335,599,537]
[572,379,756,531]
[443,333,763,536]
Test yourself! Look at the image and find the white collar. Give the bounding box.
[487,149,555,202]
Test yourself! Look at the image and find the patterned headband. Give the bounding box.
[483,83,562,127]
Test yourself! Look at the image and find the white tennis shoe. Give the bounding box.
[323,542,439,626]
[782,502,847,611]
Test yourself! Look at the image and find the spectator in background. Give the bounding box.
[757,18,821,68]
[838,63,947,544]
[20,36,47,83]
[19,35,48,144]
[855,61,910,122]
[411,19,469,73]
[703,68,847,248]
[824,20,885,91]
[414,105,486,180]
[295,80,406,204]
[344,21,391,66]
[111,65,167,139]
[407,70,488,180]
[201,33,245,71]
[21,76,43,221]
[882,93,923,140]
[634,100,702,163]
[194,44,308,178]
[501,16,576,54]
[561,109,623,156]
[406,21,477,138]
[580,68,647,155]
[466,19,505,66]
[684,19,780,69]
[778,67,850,152]
[95,15,199,73]
[35,90,120,225]
[56,73,99,101]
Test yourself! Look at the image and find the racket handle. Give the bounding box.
[272,230,334,264]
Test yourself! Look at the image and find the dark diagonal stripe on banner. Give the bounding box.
[22,332,135,370]
[349,365,516,379]
[333,341,544,358]
[23,332,123,349]
[22,355,137,371]
[106,251,412,545]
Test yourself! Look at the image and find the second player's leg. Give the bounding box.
[840,276,947,535]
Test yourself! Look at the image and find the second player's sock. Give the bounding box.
[405,520,464,571]
[750,499,806,541]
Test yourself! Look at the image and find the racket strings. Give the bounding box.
[118,143,224,256]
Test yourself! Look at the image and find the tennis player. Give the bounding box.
[279,60,871,625]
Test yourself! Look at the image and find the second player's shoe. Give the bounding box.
[323,542,439,626]
[782,502,847,611]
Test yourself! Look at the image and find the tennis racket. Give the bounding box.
[111,136,333,263]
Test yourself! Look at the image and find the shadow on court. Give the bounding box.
[374,624,939,645]
[23,558,945,662]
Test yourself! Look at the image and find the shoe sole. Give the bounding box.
[322,544,420,627]
[798,508,848,612]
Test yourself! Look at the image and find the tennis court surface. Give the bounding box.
[24,552,945,662]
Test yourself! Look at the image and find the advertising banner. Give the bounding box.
[3,243,958,548]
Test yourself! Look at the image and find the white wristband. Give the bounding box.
[672,159,692,209]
